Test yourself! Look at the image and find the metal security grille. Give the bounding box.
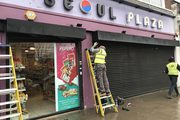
[102,42,174,98]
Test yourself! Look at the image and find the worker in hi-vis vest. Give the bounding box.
[165,56,180,99]
[90,42,110,96]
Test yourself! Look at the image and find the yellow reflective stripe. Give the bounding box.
[94,49,106,64]
[95,57,105,60]
[167,62,178,75]
[96,54,106,56]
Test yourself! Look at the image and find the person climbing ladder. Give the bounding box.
[86,42,118,117]
[90,42,110,96]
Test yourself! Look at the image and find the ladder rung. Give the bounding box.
[0,65,12,68]
[0,73,12,77]
[100,95,111,99]
[19,88,26,92]
[0,44,10,47]
[0,113,20,120]
[0,55,11,59]
[16,77,26,81]
[102,104,115,109]
[0,107,17,113]
[0,76,14,80]
[0,100,18,106]
[0,88,17,95]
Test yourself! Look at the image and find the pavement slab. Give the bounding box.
[39,90,180,120]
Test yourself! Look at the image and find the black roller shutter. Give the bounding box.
[102,42,174,98]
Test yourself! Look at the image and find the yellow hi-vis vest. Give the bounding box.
[167,62,179,76]
[94,48,106,64]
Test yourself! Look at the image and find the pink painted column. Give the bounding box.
[81,32,94,108]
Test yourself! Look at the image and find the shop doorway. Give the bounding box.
[9,42,81,119]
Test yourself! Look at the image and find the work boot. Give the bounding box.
[106,91,111,96]
[167,95,173,99]
[99,90,106,96]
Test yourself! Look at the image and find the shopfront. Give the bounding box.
[0,19,85,119]
[0,0,179,119]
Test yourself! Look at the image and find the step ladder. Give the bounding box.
[85,50,118,117]
[0,44,23,120]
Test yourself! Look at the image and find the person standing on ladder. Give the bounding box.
[90,42,110,96]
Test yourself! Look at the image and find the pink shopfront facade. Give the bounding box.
[0,0,179,119]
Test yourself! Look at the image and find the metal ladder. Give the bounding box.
[0,44,23,120]
[85,50,118,117]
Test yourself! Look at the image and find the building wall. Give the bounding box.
[165,1,180,87]
[165,0,173,9]
[81,33,94,108]
[0,1,175,40]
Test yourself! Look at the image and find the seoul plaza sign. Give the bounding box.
[44,0,164,29]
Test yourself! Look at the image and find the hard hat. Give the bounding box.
[100,45,105,49]
[169,56,175,62]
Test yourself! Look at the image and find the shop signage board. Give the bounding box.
[0,0,174,34]
[54,43,80,111]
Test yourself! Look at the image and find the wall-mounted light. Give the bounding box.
[76,23,82,27]
[151,35,155,38]
[25,10,37,21]
[29,47,36,50]
[122,31,126,34]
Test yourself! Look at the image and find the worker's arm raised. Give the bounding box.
[90,42,100,53]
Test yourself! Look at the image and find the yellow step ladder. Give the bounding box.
[86,50,118,117]
[0,44,23,120]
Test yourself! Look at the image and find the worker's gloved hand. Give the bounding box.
[93,42,98,46]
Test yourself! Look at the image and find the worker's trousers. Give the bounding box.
[95,64,110,93]
[168,76,179,96]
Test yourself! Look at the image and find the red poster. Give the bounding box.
[56,43,77,84]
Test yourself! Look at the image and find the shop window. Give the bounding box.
[10,42,81,119]
[10,43,55,118]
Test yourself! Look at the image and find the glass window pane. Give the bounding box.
[11,42,55,118]
[151,0,162,7]
[138,0,164,7]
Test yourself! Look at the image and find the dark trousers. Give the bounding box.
[95,64,110,93]
[168,76,179,96]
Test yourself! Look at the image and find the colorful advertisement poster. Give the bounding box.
[54,43,80,111]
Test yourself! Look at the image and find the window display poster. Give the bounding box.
[54,43,80,111]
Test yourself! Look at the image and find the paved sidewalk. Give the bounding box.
[39,90,180,120]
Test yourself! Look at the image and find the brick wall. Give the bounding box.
[165,0,173,10]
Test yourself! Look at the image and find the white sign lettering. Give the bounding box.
[127,12,164,29]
